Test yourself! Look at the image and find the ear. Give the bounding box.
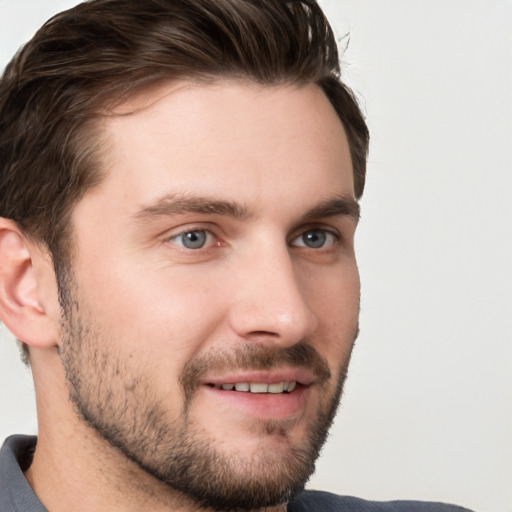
[0,218,60,349]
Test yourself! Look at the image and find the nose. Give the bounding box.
[228,243,318,346]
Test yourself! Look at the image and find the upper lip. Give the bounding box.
[201,368,317,387]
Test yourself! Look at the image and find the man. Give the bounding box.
[0,1,472,511]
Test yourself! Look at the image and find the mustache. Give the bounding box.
[180,343,332,404]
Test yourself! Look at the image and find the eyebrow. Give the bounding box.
[131,193,251,222]
[300,196,360,223]
[131,193,359,224]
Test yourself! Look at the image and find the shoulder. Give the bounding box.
[1,435,46,512]
[287,490,474,512]
[1,435,37,466]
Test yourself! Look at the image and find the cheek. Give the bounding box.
[303,261,360,356]
[72,254,232,370]
[304,259,360,318]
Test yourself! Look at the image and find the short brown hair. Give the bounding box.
[0,0,368,262]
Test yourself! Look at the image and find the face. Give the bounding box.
[58,81,360,510]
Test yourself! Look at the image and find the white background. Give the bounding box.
[0,1,510,511]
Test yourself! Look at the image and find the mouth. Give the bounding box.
[203,368,314,394]
[207,381,297,394]
[199,370,315,421]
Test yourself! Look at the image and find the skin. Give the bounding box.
[0,81,360,512]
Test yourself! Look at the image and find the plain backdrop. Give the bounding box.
[0,1,510,511]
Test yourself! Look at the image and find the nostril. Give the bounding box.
[247,330,280,337]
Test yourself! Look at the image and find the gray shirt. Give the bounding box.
[1,435,473,512]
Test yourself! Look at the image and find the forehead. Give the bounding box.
[90,80,354,216]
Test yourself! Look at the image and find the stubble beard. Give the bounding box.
[57,270,355,511]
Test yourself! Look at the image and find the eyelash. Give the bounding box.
[167,228,219,250]
[166,226,340,251]
[291,229,339,249]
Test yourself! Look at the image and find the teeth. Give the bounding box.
[250,383,268,393]
[268,382,284,393]
[216,381,297,394]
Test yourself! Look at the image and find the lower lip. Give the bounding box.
[203,385,308,420]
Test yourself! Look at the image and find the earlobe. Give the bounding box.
[0,219,60,349]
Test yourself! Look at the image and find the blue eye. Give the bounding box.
[292,229,336,249]
[171,230,210,249]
